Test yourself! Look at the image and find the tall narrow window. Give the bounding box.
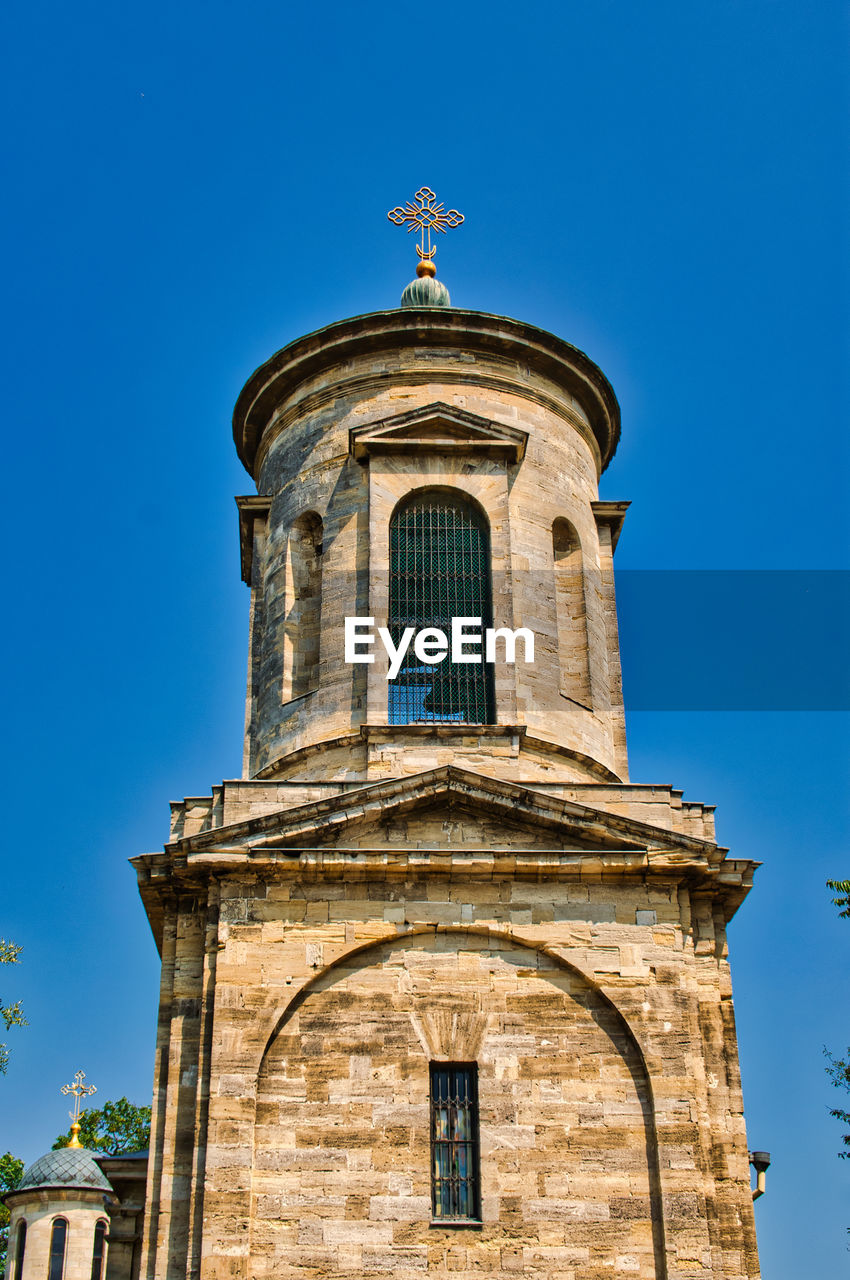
[282,511,323,701]
[553,517,592,708]
[90,1218,108,1280]
[389,493,495,724]
[12,1219,26,1280]
[430,1063,481,1221]
[48,1217,67,1280]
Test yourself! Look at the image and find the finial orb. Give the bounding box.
[400,275,451,308]
[416,260,437,278]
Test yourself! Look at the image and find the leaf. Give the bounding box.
[53,1097,151,1156]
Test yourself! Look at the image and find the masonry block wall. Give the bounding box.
[4,1193,109,1280]
[134,305,762,1280]
[233,310,628,783]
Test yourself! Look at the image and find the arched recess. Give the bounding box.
[12,1218,26,1280]
[553,517,593,709]
[250,929,667,1279]
[388,488,495,725]
[282,510,323,702]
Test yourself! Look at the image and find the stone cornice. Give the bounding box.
[4,1185,112,1209]
[132,767,759,949]
[232,309,621,479]
[591,500,631,551]
[131,846,758,950]
[162,765,716,859]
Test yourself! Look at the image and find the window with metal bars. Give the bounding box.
[48,1217,67,1280]
[12,1219,26,1280]
[388,493,495,724]
[430,1063,481,1222]
[90,1218,108,1280]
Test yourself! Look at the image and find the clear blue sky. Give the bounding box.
[1,1,848,1274]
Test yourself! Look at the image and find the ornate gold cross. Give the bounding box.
[61,1069,97,1147]
[387,187,464,265]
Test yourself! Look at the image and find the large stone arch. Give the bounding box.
[249,929,668,1280]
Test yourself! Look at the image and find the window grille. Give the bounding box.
[90,1218,108,1280]
[48,1217,67,1280]
[388,495,495,724]
[430,1063,481,1221]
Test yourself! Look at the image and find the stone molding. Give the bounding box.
[133,765,758,952]
[232,309,621,477]
[349,401,529,463]
[235,494,271,585]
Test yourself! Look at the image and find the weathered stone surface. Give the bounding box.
[132,307,762,1280]
[4,1189,112,1280]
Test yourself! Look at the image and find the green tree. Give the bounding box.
[824,1049,850,1159]
[825,880,850,1161]
[53,1097,151,1156]
[0,1152,24,1279]
[0,941,27,1075]
[827,878,850,919]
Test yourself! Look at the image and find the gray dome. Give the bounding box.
[18,1146,113,1193]
[400,275,451,308]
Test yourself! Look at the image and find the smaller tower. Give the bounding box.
[3,1071,148,1280]
[4,1147,112,1280]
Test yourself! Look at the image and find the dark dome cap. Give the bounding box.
[17,1146,113,1193]
[401,274,451,308]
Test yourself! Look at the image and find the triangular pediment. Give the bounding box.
[171,766,718,862]
[350,402,527,463]
[134,765,757,953]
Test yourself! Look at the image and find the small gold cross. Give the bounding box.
[387,187,464,266]
[61,1069,97,1146]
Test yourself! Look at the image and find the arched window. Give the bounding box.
[282,510,323,701]
[552,517,592,708]
[12,1218,26,1280]
[90,1217,108,1280]
[388,492,495,724]
[48,1217,67,1280]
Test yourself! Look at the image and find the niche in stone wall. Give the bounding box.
[250,933,665,1280]
[282,511,323,702]
[553,517,592,709]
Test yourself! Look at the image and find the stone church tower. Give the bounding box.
[133,218,762,1279]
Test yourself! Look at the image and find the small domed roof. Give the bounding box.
[400,274,451,308]
[18,1146,113,1193]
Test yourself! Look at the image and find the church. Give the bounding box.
[5,190,764,1280]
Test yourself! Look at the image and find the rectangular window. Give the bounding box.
[430,1063,481,1221]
